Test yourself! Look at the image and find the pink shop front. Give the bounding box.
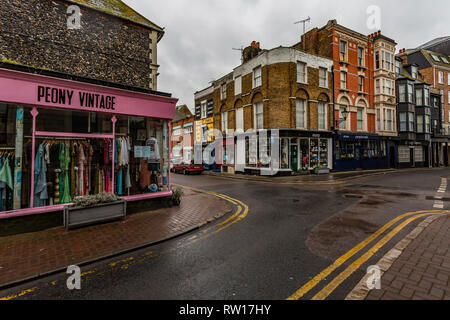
[0,68,177,219]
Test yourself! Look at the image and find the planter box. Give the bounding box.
[314,168,330,175]
[64,200,127,230]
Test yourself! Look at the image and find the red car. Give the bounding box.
[172,161,204,175]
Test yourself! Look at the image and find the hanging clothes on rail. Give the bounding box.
[33,144,48,207]
[59,143,72,204]
[0,154,14,211]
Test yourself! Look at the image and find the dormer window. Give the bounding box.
[411,66,418,79]
[395,60,401,75]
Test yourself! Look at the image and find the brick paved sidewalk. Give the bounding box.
[0,188,232,288]
[352,215,450,300]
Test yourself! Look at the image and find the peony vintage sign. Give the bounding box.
[37,85,117,111]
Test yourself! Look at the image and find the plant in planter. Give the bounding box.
[64,193,126,230]
[171,187,183,206]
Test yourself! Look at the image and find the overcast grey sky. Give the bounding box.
[123,0,449,110]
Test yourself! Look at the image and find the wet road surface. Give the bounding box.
[1,168,448,300]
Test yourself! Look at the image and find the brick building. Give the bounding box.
[0,0,163,90]
[300,20,391,171]
[171,106,195,164]
[0,0,178,221]
[194,43,334,175]
[394,57,444,168]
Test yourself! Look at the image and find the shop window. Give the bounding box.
[310,139,319,168]
[122,116,169,196]
[319,139,328,168]
[0,104,33,211]
[300,139,309,171]
[280,138,289,169]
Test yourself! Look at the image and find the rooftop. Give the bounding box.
[66,0,164,39]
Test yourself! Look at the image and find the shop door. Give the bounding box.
[410,148,415,167]
[290,143,299,172]
[354,145,363,169]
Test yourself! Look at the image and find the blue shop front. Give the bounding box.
[334,133,393,171]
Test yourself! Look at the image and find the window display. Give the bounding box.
[300,139,309,171]
[0,104,32,212]
[310,139,319,168]
[280,138,289,169]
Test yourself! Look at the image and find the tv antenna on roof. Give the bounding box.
[232,46,244,64]
[294,16,311,35]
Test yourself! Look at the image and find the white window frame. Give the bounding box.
[297,62,307,84]
[438,71,444,84]
[357,108,364,131]
[340,72,347,89]
[318,102,327,130]
[253,66,262,88]
[357,47,364,67]
[234,76,242,96]
[296,99,307,129]
[340,41,347,61]
[417,114,424,133]
[358,76,364,92]
[319,67,328,88]
[236,107,244,132]
[221,83,227,100]
[221,111,228,134]
[201,101,207,119]
[254,102,264,130]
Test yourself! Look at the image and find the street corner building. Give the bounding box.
[0,0,178,230]
[194,42,335,176]
[192,19,450,175]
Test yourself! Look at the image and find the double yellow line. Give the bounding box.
[172,184,249,238]
[0,186,249,301]
[287,209,450,300]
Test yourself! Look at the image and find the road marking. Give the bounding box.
[311,212,447,300]
[286,209,448,300]
[0,287,38,301]
[0,186,249,300]
[434,178,447,207]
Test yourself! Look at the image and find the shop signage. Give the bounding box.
[37,85,116,111]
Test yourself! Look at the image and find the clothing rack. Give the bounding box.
[0,147,15,150]
[26,136,87,141]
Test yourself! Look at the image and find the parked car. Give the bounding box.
[172,161,204,175]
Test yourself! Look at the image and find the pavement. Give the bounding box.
[0,168,448,300]
[347,214,450,300]
[0,187,233,289]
